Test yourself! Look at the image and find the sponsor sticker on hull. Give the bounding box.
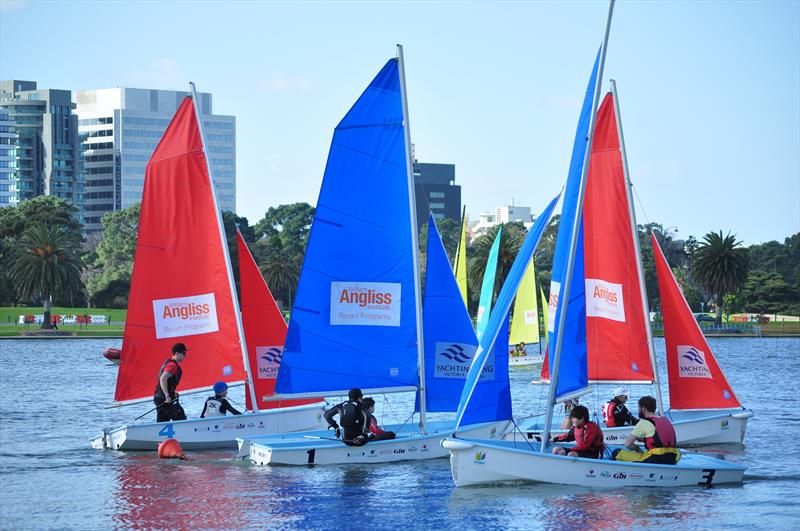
[330,282,402,327]
[677,345,712,379]
[585,278,626,322]
[152,292,219,339]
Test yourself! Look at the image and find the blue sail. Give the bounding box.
[416,214,500,414]
[276,59,419,395]
[456,194,560,430]
[546,52,599,401]
[476,227,502,340]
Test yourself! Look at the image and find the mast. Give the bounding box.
[610,79,664,414]
[396,45,427,433]
[540,0,615,449]
[189,82,260,412]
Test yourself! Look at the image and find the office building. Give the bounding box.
[75,87,236,232]
[0,108,17,207]
[470,203,534,238]
[413,161,461,230]
[0,80,81,211]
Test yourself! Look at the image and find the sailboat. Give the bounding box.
[514,83,751,446]
[476,227,502,340]
[508,258,544,367]
[444,8,745,486]
[93,89,325,451]
[238,48,505,466]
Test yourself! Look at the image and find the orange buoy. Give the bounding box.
[157,438,186,459]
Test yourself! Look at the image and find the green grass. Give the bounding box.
[0,306,127,325]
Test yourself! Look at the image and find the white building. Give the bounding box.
[470,203,534,238]
[75,88,236,232]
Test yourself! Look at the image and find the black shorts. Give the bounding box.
[567,448,600,459]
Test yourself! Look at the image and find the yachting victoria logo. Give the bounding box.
[256,346,283,380]
[434,342,495,381]
[330,281,401,327]
[585,278,626,322]
[152,292,219,339]
[677,345,712,379]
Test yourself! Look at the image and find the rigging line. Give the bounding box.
[631,182,652,228]
[510,417,537,452]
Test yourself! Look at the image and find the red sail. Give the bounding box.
[541,94,653,383]
[652,234,741,409]
[114,97,246,403]
[237,231,319,410]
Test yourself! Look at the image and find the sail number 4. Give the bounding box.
[698,469,716,486]
[158,424,175,438]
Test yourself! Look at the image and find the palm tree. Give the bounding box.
[692,231,749,325]
[469,223,526,307]
[260,257,300,310]
[11,224,84,329]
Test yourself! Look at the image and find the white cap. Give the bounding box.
[613,386,628,397]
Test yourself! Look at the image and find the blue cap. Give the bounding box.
[213,381,228,394]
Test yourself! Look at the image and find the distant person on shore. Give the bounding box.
[361,397,396,442]
[323,388,369,446]
[201,381,242,418]
[510,342,527,357]
[154,342,188,422]
[612,396,680,464]
[602,387,638,427]
[551,405,604,459]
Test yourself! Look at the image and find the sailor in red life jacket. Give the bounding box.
[602,386,638,427]
[153,342,188,422]
[361,397,396,442]
[612,395,681,464]
[551,405,605,459]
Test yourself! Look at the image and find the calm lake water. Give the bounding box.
[1,337,798,530]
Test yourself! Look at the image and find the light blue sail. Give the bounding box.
[476,227,502,340]
[456,194,561,430]
[546,51,599,401]
[276,59,419,395]
[417,215,505,415]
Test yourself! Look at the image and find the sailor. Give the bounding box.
[602,387,638,427]
[362,397,396,442]
[323,388,369,446]
[509,342,527,357]
[200,381,242,418]
[612,395,681,464]
[153,342,188,422]
[551,405,605,459]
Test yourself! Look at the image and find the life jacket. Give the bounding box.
[203,396,224,417]
[338,400,362,429]
[602,401,617,427]
[154,358,182,398]
[642,416,677,449]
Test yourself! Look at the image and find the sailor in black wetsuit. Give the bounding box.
[154,342,189,422]
[323,388,369,446]
[201,381,242,418]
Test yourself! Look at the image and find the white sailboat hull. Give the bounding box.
[92,402,327,450]
[508,354,544,367]
[443,438,745,488]
[509,409,753,447]
[241,420,508,466]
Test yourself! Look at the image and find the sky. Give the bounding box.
[1,0,798,244]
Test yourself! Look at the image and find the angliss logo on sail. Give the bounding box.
[585,278,626,322]
[152,293,219,339]
[330,281,401,327]
[676,345,712,379]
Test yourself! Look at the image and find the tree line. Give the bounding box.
[0,196,796,328]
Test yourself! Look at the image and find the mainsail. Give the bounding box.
[652,235,742,410]
[114,97,247,404]
[453,207,468,306]
[274,57,421,397]
[237,231,319,410]
[476,227,502,340]
[509,258,540,346]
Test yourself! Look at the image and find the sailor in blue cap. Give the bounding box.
[200,381,242,418]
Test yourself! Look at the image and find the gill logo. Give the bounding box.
[439,344,471,364]
[681,347,705,365]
